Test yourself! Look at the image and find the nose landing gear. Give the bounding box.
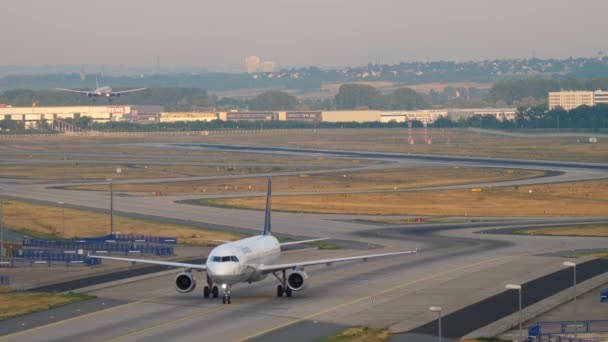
[221,284,231,304]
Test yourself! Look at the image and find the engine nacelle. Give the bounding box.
[287,270,308,291]
[175,271,196,293]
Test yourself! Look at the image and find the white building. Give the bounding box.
[548,91,595,110]
[380,110,448,124]
[245,56,261,74]
[594,90,608,105]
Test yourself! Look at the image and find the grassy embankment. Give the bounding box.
[2,200,240,245]
[0,287,94,321]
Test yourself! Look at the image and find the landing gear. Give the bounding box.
[212,286,219,298]
[203,286,210,298]
[273,270,292,298]
[222,285,231,304]
[277,285,284,297]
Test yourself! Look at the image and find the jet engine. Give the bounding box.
[287,270,308,291]
[175,271,196,293]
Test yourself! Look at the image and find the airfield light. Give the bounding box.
[107,179,114,234]
[562,261,578,339]
[429,306,442,342]
[505,284,523,341]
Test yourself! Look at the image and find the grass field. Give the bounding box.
[200,129,608,163]
[319,327,391,342]
[69,167,542,195]
[200,179,608,217]
[516,225,608,237]
[0,163,315,180]
[2,200,240,244]
[0,291,93,321]
[1,129,607,163]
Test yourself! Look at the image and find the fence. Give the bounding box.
[529,320,608,342]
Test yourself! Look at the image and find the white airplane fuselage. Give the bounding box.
[205,235,280,286]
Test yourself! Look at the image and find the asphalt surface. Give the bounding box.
[1,142,608,341]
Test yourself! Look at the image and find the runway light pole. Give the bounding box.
[429,306,442,342]
[506,284,523,341]
[58,202,65,238]
[563,261,577,339]
[107,178,114,234]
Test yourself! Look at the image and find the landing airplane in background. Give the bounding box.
[90,178,417,304]
[56,77,145,102]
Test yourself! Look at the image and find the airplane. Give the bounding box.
[56,77,145,102]
[90,177,417,304]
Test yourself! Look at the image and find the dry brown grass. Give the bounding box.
[69,167,542,195]
[205,179,608,216]
[0,292,92,321]
[320,327,391,342]
[3,200,239,244]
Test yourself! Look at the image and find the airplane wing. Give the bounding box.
[259,249,417,273]
[89,255,206,270]
[112,88,147,95]
[56,88,91,94]
[279,238,331,247]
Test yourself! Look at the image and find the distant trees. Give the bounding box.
[248,90,298,111]
[387,88,428,110]
[335,84,384,109]
[335,84,428,110]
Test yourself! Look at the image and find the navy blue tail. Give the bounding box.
[263,177,272,236]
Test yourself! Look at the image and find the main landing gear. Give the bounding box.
[203,285,219,299]
[203,276,220,299]
[273,270,292,297]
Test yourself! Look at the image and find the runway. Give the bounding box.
[1,143,608,341]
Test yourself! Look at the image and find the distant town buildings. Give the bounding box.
[245,56,261,74]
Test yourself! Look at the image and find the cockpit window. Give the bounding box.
[212,255,239,262]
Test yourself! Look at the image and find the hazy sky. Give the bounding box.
[2,0,607,70]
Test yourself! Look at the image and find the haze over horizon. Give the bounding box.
[2,0,607,71]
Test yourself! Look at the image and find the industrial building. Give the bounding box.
[380,110,448,124]
[0,105,521,130]
[159,112,217,123]
[0,105,133,128]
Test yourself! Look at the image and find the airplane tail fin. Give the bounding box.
[263,177,272,236]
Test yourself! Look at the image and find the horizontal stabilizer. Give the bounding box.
[280,238,331,247]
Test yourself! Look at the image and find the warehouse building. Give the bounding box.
[380,110,448,124]
[0,105,132,128]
